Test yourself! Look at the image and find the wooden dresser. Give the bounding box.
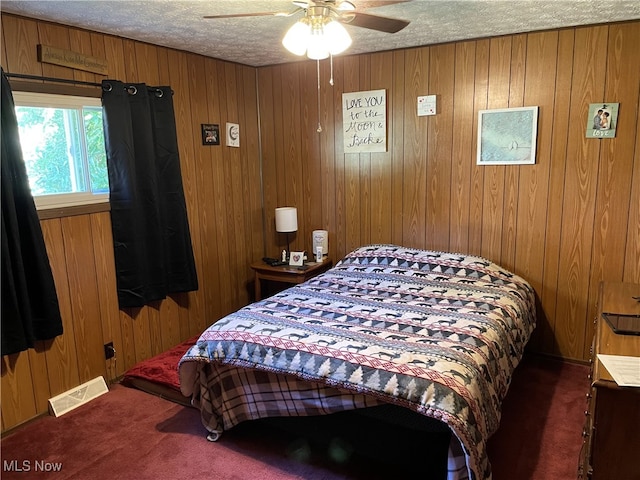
[578,282,640,480]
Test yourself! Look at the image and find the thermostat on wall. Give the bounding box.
[417,95,437,116]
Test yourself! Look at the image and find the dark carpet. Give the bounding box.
[1,348,589,480]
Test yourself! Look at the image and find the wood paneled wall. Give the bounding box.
[0,13,263,432]
[1,12,638,433]
[258,22,640,363]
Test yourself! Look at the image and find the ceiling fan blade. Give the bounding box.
[204,12,280,19]
[204,8,301,19]
[349,1,411,8]
[344,11,410,33]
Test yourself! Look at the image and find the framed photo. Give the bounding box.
[201,124,220,145]
[477,106,538,165]
[586,103,619,138]
[288,251,304,267]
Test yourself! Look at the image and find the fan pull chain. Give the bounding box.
[330,54,334,86]
[316,59,322,133]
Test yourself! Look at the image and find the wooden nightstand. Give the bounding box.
[250,257,332,301]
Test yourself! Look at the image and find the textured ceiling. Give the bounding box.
[2,0,639,67]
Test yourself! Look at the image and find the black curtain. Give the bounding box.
[101,80,198,308]
[1,69,63,356]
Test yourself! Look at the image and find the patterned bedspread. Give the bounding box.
[179,244,536,480]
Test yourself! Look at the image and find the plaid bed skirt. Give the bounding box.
[184,361,469,480]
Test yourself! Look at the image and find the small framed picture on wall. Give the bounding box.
[201,124,220,145]
[586,103,619,138]
[226,122,240,148]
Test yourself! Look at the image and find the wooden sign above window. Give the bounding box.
[37,44,108,75]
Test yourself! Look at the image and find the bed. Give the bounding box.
[179,244,536,480]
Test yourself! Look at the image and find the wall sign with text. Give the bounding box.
[342,89,387,153]
[37,44,108,75]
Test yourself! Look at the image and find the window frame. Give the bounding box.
[9,80,110,219]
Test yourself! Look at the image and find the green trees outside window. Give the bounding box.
[12,91,108,208]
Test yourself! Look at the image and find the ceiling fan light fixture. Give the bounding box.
[283,13,352,60]
[282,18,311,56]
[324,19,352,55]
[307,33,330,60]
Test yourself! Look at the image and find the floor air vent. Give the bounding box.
[48,376,109,417]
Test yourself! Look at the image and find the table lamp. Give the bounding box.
[275,206,298,258]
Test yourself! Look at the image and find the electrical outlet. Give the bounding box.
[104,342,115,360]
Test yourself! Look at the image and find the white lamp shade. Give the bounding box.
[275,207,298,232]
[324,20,352,55]
[306,29,329,60]
[282,20,310,56]
[283,16,352,60]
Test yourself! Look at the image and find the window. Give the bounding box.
[12,91,108,210]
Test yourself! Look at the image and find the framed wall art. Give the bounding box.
[201,124,220,145]
[477,106,539,165]
[586,103,619,138]
[226,122,240,148]
[342,89,387,154]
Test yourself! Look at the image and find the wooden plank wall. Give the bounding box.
[0,14,263,432]
[1,13,638,432]
[258,21,640,362]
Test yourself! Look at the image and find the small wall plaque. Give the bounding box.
[37,44,108,75]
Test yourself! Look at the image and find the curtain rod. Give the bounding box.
[6,73,172,97]
[5,72,102,87]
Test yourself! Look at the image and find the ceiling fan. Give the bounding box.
[203,1,411,35]
[205,1,411,132]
